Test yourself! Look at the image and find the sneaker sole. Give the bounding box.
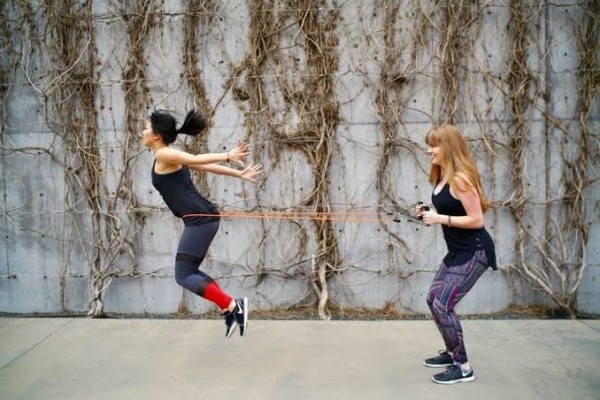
[432,375,475,384]
[423,361,454,368]
[226,322,238,338]
[239,297,248,336]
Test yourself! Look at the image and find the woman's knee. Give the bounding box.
[174,273,188,288]
[432,297,454,316]
[174,265,197,289]
[174,253,203,288]
[426,288,436,307]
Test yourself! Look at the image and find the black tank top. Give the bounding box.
[151,162,220,226]
[431,183,497,270]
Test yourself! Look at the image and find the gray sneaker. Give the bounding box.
[432,363,475,384]
[423,350,453,367]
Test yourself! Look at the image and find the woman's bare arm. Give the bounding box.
[189,162,263,182]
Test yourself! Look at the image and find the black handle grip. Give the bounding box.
[417,201,429,220]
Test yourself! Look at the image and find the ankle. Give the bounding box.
[226,300,236,313]
[460,362,471,372]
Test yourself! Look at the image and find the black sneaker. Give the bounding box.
[234,297,248,336]
[224,310,237,338]
[423,350,454,368]
[432,363,475,384]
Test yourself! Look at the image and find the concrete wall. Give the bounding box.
[1,0,598,316]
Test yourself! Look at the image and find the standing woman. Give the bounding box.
[416,124,497,384]
[141,109,262,338]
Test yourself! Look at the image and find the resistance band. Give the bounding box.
[182,209,429,226]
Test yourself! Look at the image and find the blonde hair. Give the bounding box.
[425,125,490,212]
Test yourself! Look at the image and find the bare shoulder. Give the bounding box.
[154,148,182,173]
[155,147,179,160]
[454,173,475,193]
[155,147,188,163]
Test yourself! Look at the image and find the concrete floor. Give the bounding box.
[1,318,599,400]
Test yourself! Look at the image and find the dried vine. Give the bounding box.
[504,0,536,308]
[42,0,107,313]
[224,0,343,319]
[289,2,341,320]
[499,1,599,318]
[374,2,413,263]
[181,0,216,188]
[436,0,482,123]
[18,0,157,316]
[0,3,11,146]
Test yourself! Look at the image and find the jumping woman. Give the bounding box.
[416,124,497,384]
[141,109,263,338]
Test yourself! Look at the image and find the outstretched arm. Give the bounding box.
[189,162,263,182]
[155,141,251,166]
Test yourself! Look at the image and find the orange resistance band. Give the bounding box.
[182,211,391,223]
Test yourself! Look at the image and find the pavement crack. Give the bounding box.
[580,320,600,335]
[0,319,74,373]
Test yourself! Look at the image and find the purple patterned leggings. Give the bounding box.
[427,250,488,364]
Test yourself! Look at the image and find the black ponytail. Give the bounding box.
[177,110,207,136]
[149,109,207,144]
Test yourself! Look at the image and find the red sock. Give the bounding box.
[203,282,233,310]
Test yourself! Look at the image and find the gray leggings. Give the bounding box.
[175,221,219,295]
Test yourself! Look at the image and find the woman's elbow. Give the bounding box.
[473,216,485,229]
[465,214,484,229]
